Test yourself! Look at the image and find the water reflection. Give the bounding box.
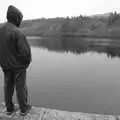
[26,36,120,114]
[28,36,120,58]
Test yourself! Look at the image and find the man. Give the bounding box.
[0,5,32,116]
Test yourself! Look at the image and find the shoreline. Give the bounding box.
[0,103,118,120]
[26,34,120,40]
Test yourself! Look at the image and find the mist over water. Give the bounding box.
[1,36,120,114]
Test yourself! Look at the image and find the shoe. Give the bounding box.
[5,106,18,117]
[6,111,14,116]
[20,105,32,116]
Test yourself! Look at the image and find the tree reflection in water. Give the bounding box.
[28,36,120,59]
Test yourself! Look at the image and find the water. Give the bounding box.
[1,36,120,115]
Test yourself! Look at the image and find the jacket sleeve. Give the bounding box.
[15,30,32,68]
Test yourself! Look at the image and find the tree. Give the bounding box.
[108,11,120,25]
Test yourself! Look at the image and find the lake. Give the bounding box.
[1,36,120,115]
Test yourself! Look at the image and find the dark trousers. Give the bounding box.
[3,69,29,112]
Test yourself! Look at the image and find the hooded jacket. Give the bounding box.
[0,5,31,70]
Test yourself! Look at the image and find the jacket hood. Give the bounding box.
[7,5,23,27]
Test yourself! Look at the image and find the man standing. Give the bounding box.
[0,5,32,116]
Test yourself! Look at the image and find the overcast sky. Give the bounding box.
[0,0,120,22]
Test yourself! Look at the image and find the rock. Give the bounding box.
[0,102,117,120]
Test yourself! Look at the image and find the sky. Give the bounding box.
[0,0,120,22]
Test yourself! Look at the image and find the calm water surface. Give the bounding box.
[1,37,120,115]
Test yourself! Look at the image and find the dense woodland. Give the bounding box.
[1,11,120,38]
